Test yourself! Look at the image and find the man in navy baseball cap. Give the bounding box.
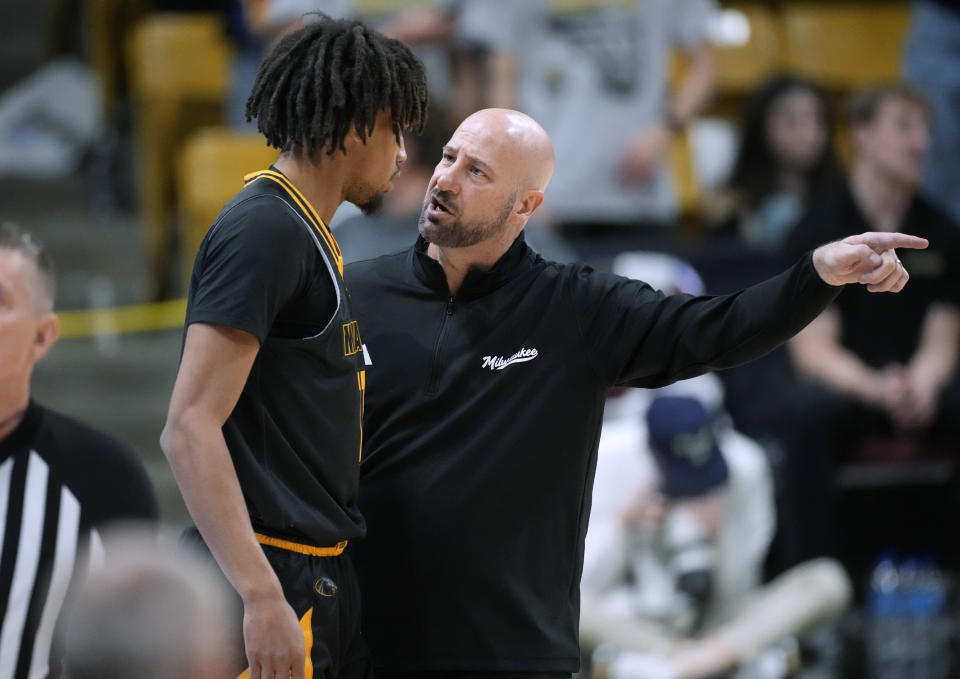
[645,395,729,498]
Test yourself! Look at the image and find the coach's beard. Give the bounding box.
[418,189,516,248]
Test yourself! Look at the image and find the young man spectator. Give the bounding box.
[0,222,158,679]
[781,83,960,567]
[345,107,924,676]
[160,15,427,679]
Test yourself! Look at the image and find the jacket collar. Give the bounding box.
[411,231,535,299]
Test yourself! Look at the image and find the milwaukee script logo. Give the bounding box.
[481,347,539,371]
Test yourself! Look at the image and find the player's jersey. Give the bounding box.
[185,169,367,546]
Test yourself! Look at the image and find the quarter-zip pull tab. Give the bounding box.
[446,297,455,315]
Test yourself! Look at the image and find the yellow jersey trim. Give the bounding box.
[244,170,344,276]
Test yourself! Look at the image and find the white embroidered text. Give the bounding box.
[481,347,539,371]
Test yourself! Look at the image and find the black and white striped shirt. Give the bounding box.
[0,403,157,679]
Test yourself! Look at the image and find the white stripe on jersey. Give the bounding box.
[27,486,80,679]
[0,458,14,559]
[0,452,49,679]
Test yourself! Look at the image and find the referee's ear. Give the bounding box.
[32,312,59,363]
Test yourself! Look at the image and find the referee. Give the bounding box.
[0,222,158,679]
[160,15,427,679]
[345,108,926,677]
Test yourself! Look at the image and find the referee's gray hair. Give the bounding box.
[0,221,55,312]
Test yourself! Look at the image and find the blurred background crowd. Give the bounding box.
[2,0,960,677]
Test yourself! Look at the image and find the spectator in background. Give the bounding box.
[582,390,850,679]
[457,0,717,265]
[708,75,841,255]
[227,1,474,131]
[778,83,960,568]
[903,0,960,223]
[224,1,354,131]
[62,529,233,679]
[0,222,158,679]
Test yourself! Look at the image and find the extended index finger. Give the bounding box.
[847,232,929,253]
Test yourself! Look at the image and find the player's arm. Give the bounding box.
[160,323,305,679]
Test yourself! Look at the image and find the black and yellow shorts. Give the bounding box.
[181,527,372,679]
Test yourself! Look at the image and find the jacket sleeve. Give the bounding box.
[568,252,842,388]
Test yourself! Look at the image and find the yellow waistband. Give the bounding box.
[255,533,348,557]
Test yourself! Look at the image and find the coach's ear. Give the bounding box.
[515,190,545,221]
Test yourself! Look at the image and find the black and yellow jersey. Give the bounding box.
[184,168,367,546]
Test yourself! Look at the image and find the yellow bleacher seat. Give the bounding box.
[127,13,233,298]
[669,130,701,221]
[781,2,910,90]
[177,128,278,284]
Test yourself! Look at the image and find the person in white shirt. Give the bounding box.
[582,384,851,679]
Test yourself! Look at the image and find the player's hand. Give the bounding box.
[242,592,306,679]
[620,122,672,187]
[812,232,928,290]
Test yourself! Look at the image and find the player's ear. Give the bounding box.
[343,124,366,152]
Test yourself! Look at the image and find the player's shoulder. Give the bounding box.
[209,180,313,243]
[196,191,319,273]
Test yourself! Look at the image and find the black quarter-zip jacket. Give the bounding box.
[345,233,839,672]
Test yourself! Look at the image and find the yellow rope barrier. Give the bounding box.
[57,298,188,338]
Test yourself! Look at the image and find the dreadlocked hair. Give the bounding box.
[246,13,429,158]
